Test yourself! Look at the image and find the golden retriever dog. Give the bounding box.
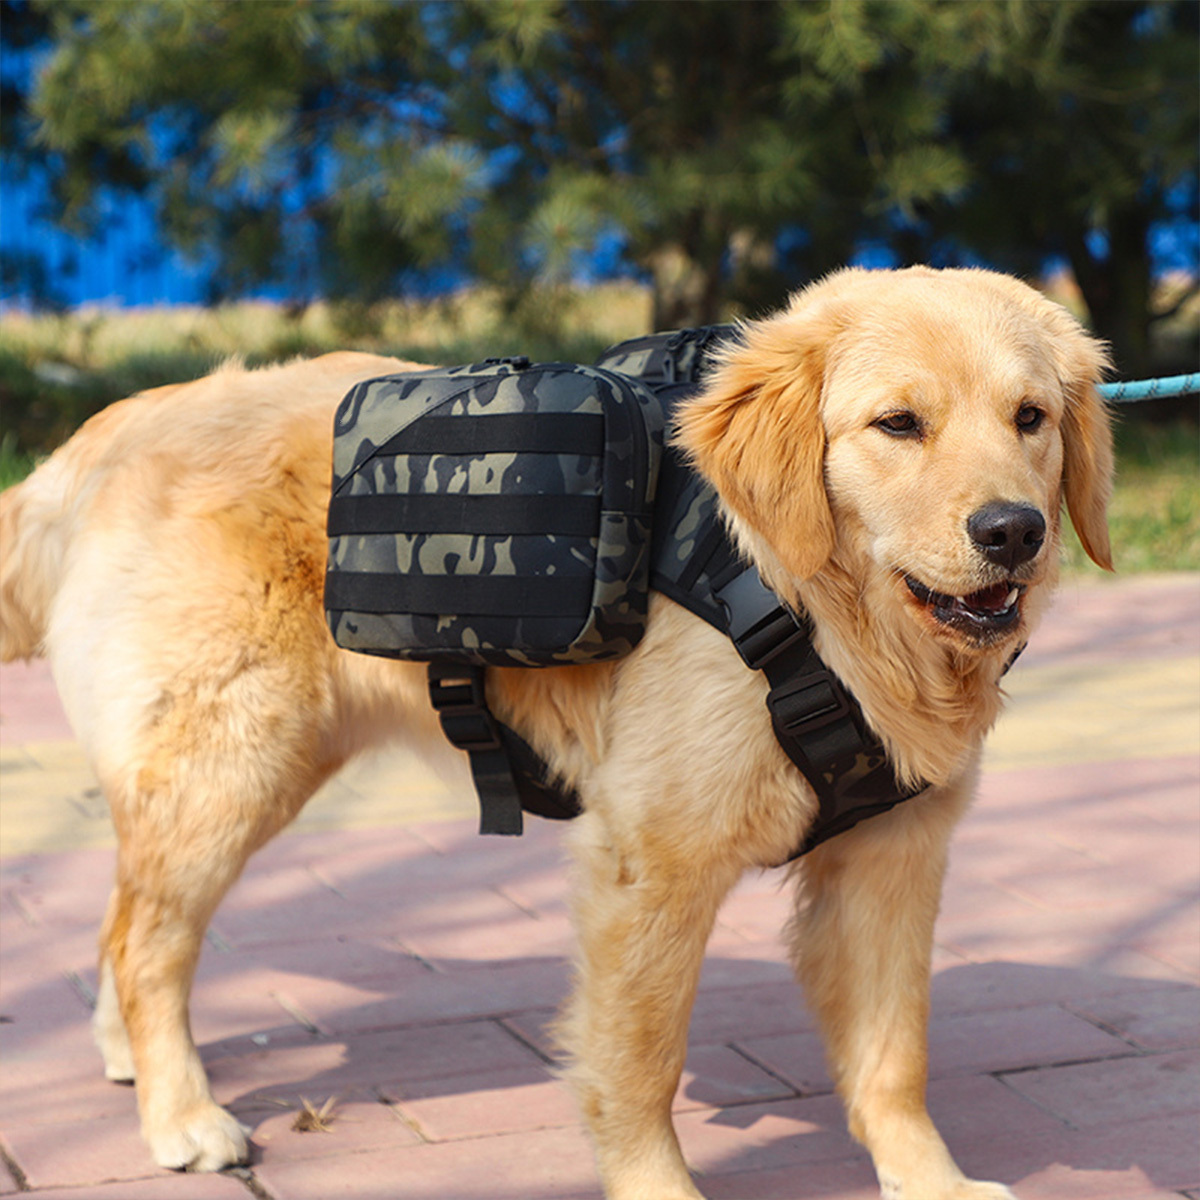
[0,267,1113,1199]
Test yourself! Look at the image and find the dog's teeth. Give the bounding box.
[1004,588,1019,608]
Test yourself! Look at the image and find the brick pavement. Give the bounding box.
[0,573,1197,1199]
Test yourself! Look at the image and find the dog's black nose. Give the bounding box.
[967,503,1046,571]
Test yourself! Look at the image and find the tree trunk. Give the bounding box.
[647,243,724,330]
[1067,205,1154,380]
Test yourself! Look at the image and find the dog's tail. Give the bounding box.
[2,384,166,663]
[0,458,67,662]
[0,402,118,662]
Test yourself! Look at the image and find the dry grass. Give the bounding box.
[1,281,1194,572]
[0,283,652,378]
[0,283,653,456]
[290,1096,339,1134]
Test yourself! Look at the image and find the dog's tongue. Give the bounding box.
[961,582,1013,615]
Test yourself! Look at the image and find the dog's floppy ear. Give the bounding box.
[674,293,838,583]
[985,272,1115,571]
[1019,288,1115,571]
[1062,371,1115,571]
[1065,374,1108,571]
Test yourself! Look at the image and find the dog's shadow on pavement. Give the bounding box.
[195,899,1195,1198]
[202,954,1195,1193]
[1,826,1195,1195]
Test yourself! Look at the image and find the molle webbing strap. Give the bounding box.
[377,412,605,457]
[325,572,595,618]
[327,493,602,537]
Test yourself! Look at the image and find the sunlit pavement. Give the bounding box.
[1,574,1196,1199]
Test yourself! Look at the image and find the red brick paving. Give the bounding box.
[1,574,1197,1198]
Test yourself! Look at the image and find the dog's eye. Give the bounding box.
[873,411,922,438]
[1016,405,1045,433]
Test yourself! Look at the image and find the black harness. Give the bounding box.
[650,437,927,860]
[427,327,929,863]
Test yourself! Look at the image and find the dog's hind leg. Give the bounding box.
[557,814,742,1200]
[103,847,249,1171]
[790,782,1016,1200]
[94,685,344,1172]
[93,890,135,1082]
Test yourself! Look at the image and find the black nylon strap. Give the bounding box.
[380,412,604,457]
[427,664,522,835]
[427,663,580,836]
[327,492,601,537]
[468,747,527,836]
[711,563,927,860]
[498,726,583,822]
[325,571,594,617]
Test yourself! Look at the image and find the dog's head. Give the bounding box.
[676,266,1113,653]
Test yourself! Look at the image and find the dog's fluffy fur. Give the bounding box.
[0,267,1112,1199]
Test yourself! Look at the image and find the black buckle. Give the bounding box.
[714,567,807,671]
[663,325,722,385]
[427,664,503,753]
[768,669,852,735]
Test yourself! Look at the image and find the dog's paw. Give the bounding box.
[92,1006,135,1082]
[146,1104,250,1172]
[99,1047,136,1083]
[881,1176,1016,1200]
[950,1182,1016,1200]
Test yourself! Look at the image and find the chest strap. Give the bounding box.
[429,558,927,860]
[710,563,927,859]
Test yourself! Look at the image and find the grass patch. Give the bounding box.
[1061,416,1199,574]
[0,432,37,491]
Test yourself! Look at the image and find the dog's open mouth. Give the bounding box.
[904,575,1025,641]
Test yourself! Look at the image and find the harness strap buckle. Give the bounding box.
[714,567,807,671]
[427,663,503,753]
[768,668,852,735]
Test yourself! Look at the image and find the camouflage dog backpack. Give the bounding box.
[324,357,665,668]
[323,328,927,857]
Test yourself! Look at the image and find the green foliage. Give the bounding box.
[0,431,37,491]
[9,0,1199,367]
[30,0,449,300]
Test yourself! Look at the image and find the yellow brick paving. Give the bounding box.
[1,652,1195,859]
[985,653,1199,772]
[0,740,478,857]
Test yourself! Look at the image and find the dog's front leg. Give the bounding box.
[558,815,741,1200]
[791,785,1016,1200]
